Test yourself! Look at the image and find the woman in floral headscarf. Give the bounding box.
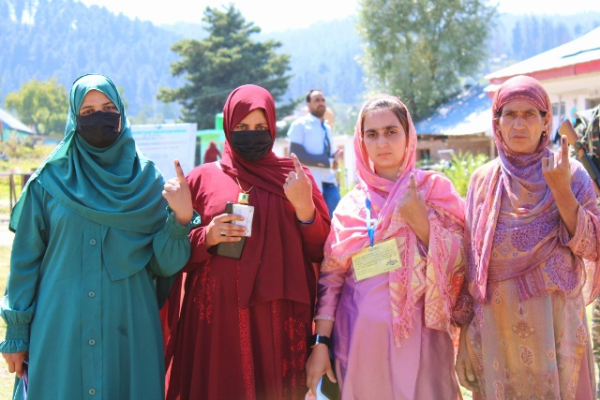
[455,75,600,399]
[305,94,465,399]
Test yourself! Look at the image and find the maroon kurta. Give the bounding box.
[163,162,329,400]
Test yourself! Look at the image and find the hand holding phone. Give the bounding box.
[216,202,247,259]
[205,212,246,248]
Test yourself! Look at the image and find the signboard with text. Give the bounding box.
[131,123,197,180]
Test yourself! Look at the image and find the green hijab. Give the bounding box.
[10,74,168,280]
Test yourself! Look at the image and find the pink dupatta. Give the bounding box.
[322,95,465,345]
[466,75,600,304]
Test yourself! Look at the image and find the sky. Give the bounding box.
[79,0,600,33]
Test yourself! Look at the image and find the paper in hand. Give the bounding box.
[231,204,254,237]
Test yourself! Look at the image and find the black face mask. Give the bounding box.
[230,130,273,162]
[76,111,121,148]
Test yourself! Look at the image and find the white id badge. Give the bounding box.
[231,204,254,236]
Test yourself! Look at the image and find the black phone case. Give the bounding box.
[320,358,339,399]
[216,202,247,259]
[320,377,338,400]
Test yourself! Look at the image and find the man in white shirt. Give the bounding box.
[288,89,341,217]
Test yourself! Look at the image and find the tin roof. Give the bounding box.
[486,27,600,82]
[415,85,492,136]
[0,108,35,134]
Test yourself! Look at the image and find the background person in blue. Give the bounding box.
[288,89,342,216]
[0,74,198,399]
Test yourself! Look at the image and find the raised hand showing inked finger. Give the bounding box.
[398,173,430,244]
[284,153,315,222]
[542,135,571,195]
[542,134,579,236]
[162,159,193,225]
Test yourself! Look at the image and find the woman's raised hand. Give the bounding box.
[399,174,430,244]
[284,153,315,222]
[542,135,579,236]
[542,135,572,195]
[162,159,194,225]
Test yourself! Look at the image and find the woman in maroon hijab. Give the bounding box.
[162,85,330,399]
[203,141,221,163]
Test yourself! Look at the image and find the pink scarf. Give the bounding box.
[467,75,562,302]
[322,96,465,343]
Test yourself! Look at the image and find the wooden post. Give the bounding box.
[9,172,15,210]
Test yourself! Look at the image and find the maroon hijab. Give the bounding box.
[220,84,330,308]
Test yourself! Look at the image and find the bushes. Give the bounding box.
[0,135,54,172]
[442,152,489,198]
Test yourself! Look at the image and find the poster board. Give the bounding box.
[131,123,197,179]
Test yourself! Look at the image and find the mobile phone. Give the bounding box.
[319,367,339,399]
[216,202,246,259]
[22,360,29,395]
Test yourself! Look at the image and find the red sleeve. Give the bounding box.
[184,226,212,272]
[181,164,239,272]
[298,209,330,262]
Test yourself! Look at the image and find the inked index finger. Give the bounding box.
[173,159,186,182]
[409,173,417,191]
[290,153,305,176]
[560,134,569,161]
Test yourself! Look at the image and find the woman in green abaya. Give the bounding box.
[0,73,198,399]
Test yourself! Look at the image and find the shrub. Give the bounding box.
[442,152,490,198]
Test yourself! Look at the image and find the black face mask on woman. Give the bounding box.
[230,130,273,162]
[76,111,121,148]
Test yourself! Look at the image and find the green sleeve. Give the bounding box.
[0,182,47,353]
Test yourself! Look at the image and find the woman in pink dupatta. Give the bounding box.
[305,95,465,399]
[454,75,600,399]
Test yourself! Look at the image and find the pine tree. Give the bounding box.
[158,5,291,129]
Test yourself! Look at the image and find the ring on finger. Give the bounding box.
[220,229,227,237]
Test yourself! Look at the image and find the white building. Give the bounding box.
[485,26,600,134]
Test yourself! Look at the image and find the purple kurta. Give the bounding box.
[317,269,461,399]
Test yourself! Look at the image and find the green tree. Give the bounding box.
[357,0,496,121]
[158,4,291,129]
[5,78,68,136]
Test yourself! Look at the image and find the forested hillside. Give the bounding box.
[487,13,600,68]
[0,0,181,117]
[1,0,599,120]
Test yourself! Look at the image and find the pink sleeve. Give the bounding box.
[452,283,475,326]
[314,267,348,321]
[423,206,467,331]
[559,205,598,261]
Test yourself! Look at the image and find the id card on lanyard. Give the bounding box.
[351,199,402,281]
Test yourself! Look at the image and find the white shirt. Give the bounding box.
[287,113,336,188]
